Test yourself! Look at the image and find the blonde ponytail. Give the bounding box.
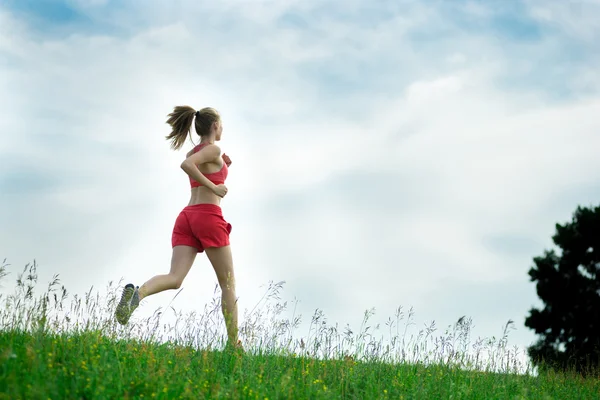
[165,105,196,150]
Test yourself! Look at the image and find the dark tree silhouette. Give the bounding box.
[525,205,600,375]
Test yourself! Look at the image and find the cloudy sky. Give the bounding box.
[2,0,600,359]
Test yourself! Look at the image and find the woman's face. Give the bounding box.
[215,119,223,141]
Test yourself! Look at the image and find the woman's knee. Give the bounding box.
[170,274,184,289]
[218,274,236,291]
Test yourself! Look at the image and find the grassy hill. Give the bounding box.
[0,261,598,399]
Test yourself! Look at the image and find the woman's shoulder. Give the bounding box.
[185,143,221,158]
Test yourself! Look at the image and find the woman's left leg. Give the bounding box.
[205,245,239,346]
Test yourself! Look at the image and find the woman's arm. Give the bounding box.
[222,153,232,167]
[180,144,222,192]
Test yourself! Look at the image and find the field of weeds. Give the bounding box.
[0,260,598,399]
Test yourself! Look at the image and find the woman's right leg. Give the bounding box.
[115,245,197,325]
[138,245,198,301]
[204,245,239,346]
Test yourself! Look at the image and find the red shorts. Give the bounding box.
[171,204,232,253]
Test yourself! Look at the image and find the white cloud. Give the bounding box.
[526,0,600,42]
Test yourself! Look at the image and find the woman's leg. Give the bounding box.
[204,245,239,346]
[115,245,198,325]
[138,245,198,300]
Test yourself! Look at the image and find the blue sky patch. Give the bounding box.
[0,168,69,195]
[5,0,83,24]
[482,233,545,259]
[2,0,134,39]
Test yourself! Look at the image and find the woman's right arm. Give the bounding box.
[180,144,222,193]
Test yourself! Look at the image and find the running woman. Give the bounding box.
[114,106,239,347]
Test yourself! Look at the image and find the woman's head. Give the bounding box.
[165,106,222,150]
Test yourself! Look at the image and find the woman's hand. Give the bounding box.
[222,153,232,167]
[212,184,228,198]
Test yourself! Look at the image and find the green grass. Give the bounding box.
[0,260,598,399]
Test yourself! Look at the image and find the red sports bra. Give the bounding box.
[188,143,229,188]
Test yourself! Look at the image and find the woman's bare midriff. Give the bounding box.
[188,186,222,206]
